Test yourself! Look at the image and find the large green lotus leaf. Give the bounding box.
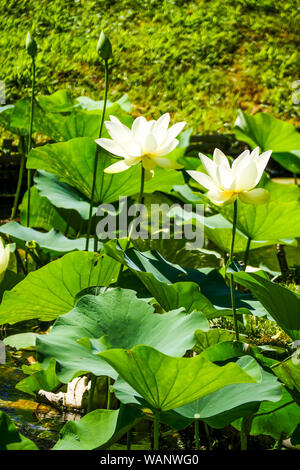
[0,251,120,325]
[36,288,208,383]
[272,354,300,405]
[99,345,257,412]
[36,89,76,113]
[104,243,269,318]
[27,137,184,203]
[233,388,300,440]
[34,170,96,220]
[0,221,89,254]
[220,180,300,241]
[175,357,282,428]
[232,271,300,340]
[203,213,296,254]
[76,94,131,112]
[78,289,208,353]
[53,405,142,451]
[0,411,38,450]
[20,187,93,238]
[19,186,74,235]
[0,270,23,302]
[4,332,37,349]
[234,110,300,173]
[10,95,132,141]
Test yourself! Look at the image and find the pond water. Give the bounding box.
[0,364,81,450]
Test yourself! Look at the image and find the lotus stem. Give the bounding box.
[243,237,251,270]
[240,416,252,450]
[85,58,109,251]
[26,57,36,228]
[293,173,298,186]
[194,419,200,450]
[204,422,212,450]
[153,410,160,450]
[87,374,97,413]
[229,199,239,341]
[11,136,26,220]
[106,376,111,410]
[126,430,131,450]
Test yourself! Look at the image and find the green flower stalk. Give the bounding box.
[85,31,112,251]
[25,31,37,228]
[229,199,239,340]
[187,147,272,341]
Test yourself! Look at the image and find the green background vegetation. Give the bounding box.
[0,0,299,133]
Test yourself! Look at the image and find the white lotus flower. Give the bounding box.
[0,239,10,279]
[95,113,186,176]
[187,147,272,205]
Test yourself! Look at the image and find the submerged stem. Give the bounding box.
[85,59,109,251]
[229,199,239,341]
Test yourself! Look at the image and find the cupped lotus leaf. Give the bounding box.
[0,251,120,325]
[19,186,74,235]
[233,388,300,440]
[0,411,38,450]
[99,345,257,412]
[27,138,184,203]
[232,271,300,340]
[175,357,282,428]
[53,405,143,451]
[0,221,90,254]
[104,242,269,318]
[10,95,131,141]
[36,288,208,383]
[132,235,221,270]
[36,89,76,113]
[235,110,300,173]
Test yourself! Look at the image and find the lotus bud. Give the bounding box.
[26,31,37,58]
[97,31,113,60]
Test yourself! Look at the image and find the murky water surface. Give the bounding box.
[0,364,81,449]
